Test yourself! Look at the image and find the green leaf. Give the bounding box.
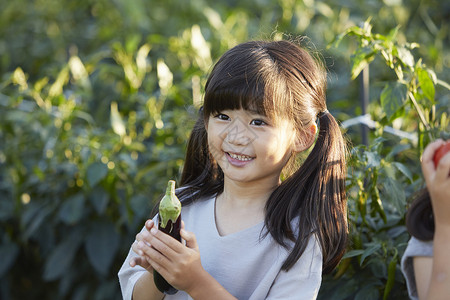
[89,186,109,214]
[361,243,381,266]
[392,162,413,183]
[355,284,380,300]
[418,68,435,102]
[397,46,415,68]
[342,249,365,259]
[59,194,85,225]
[386,143,411,159]
[84,221,120,275]
[381,178,406,213]
[23,206,52,240]
[86,162,108,187]
[350,46,375,80]
[365,151,381,169]
[380,82,407,121]
[43,229,83,281]
[386,26,400,41]
[0,242,19,277]
[130,194,150,218]
[328,278,359,300]
[21,202,45,232]
[110,101,126,137]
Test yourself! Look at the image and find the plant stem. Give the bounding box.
[408,91,433,140]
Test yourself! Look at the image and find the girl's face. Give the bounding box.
[206,108,301,187]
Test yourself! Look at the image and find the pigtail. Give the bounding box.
[177,107,223,204]
[405,188,434,241]
[265,111,348,274]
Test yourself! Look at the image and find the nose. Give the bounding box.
[224,122,252,146]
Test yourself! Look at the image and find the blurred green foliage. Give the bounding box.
[0,0,448,299]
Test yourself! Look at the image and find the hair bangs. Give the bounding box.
[203,73,276,119]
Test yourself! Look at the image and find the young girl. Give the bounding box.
[401,139,450,300]
[118,39,348,300]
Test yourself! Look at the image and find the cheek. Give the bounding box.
[207,132,224,160]
[261,131,295,161]
[272,130,295,150]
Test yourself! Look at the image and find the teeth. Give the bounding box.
[228,153,252,161]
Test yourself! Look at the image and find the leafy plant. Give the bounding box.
[0,1,449,299]
[0,38,196,299]
[319,20,449,299]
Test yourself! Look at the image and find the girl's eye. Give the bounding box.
[250,119,267,126]
[215,113,230,121]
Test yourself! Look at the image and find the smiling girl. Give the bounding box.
[118,39,349,300]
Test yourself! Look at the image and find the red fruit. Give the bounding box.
[433,141,450,168]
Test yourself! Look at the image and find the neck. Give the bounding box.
[219,176,279,210]
[214,177,279,236]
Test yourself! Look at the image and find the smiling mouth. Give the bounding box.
[226,152,254,161]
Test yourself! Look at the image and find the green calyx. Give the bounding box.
[159,180,181,228]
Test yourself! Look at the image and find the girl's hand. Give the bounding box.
[421,139,450,227]
[130,219,156,271]
[137,220,206,294]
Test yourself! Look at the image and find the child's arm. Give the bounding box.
[413,256,433,299]
[425,226,450,300]
[137,220,237,300]
[118,219,164,300]
[131,272,164,300]
[416,140,450,300]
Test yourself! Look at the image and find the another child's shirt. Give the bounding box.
[401,236,433,300]
[118,196,323,299]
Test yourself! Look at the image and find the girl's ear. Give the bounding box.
[293,123,317,153]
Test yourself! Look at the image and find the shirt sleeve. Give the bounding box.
[118,246,147,300]
[266,235,323,300]
[118,225,152,300]
[400,236,434,300]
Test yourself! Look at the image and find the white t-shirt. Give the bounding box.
[118,196,322,299]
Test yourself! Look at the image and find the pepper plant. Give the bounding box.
[318,20,449,300]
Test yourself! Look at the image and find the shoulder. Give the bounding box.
[401,236,433,275]
[264,231,322,299]
[289,216,322,252]
[403,236,433,258]
[278,217,323,272]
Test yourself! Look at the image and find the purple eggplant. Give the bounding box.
[153,180,182,295]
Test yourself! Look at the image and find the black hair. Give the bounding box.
[405,188,434,241]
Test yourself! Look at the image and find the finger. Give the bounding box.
[435,151,450,180]
[135,222,152,244]
[129,257,138,267]
[132,240,140,253]
[130,256,150,270]
[422,139,444,163]
[181,229,198,250]
[421,139,444,179]
[135,232,142,242]
[147,228,183,256]
[145,255,170,282]
[145,219,155,230]
[138,239,173,274]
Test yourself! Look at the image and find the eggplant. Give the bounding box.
[153,180,182,295]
